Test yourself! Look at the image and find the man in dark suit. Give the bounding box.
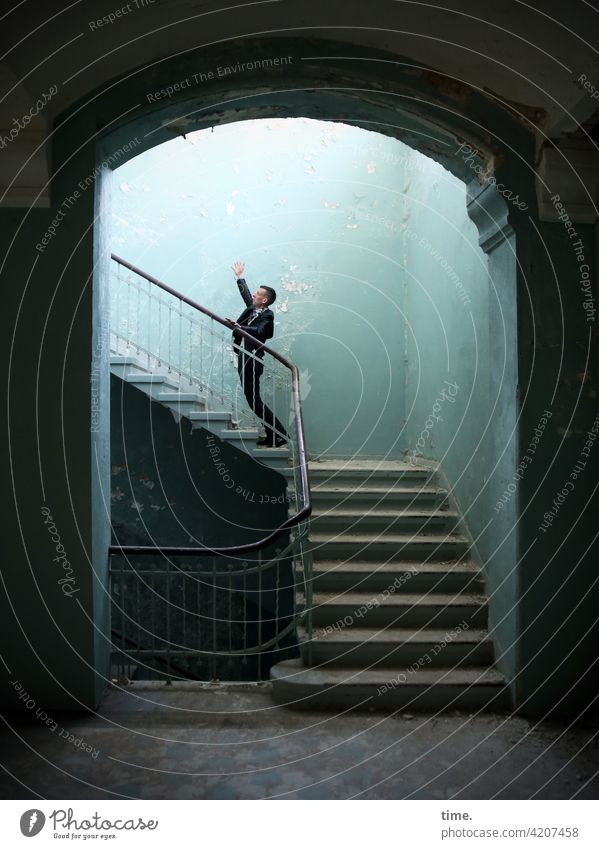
[226,260,287,448]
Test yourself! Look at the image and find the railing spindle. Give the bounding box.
[257,548,263,682]
[168,303,172,372]
[228,565,233,653]
[165,558,171,684]
[212,556,217,680]
[119,561,125,677]
[178,301,183,377]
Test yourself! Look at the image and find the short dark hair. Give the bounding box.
[260,285,276,305]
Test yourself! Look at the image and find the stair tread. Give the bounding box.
[189,411,231,418]
[313,591,486,604]
[219,429,260,436]
[312,485,445,494]
[125,373,176,383]
[272,659,506,686]
[299,625,491,643]
[110,355,147,367]
[312,560,480,573]
[309,531,468,543]
[159,392,204,401]
[311,508,457,517]
[308,459,435,471]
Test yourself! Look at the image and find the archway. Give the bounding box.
[9,35,592,716]
[88,52,518,700]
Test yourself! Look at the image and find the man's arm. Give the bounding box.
[237,278,253,307]
[231,260,253,307]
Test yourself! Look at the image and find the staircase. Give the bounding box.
[271,459,510,711]
[109,354,290,473]
[108,256,507,709]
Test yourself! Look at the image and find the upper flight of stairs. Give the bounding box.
[271,459,510,712]
[109,354,290,471]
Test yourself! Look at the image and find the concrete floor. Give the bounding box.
[1,682,597,800]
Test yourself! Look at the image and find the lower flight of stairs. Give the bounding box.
[271,459,510,711]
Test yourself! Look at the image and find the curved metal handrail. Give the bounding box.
[108,253,311,558]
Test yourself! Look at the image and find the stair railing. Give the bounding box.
[108,254,312,682]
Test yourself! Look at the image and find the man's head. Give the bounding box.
[252,285,277,308]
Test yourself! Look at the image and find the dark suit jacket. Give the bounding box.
[232,277,274,359]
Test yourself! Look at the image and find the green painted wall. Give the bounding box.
[111,119,497,463]
[402,150,490,481]
[399,155,521,685]
[111,118,410,457]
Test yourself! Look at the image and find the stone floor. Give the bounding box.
[1,682,597,800]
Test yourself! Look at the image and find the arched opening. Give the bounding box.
[1,6,596,776]
[16,34,584,715]
[96,108,517,689]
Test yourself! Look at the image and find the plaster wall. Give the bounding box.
[111,119,490,459]
[400,156,520,683]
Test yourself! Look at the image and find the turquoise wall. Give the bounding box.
[402,148,490,474]
[400,156,520,683]
[112,120,491,460]
[112,119,416,457]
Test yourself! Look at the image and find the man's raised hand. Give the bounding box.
[232,260,245,278]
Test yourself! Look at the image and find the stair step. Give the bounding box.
[311,484,446,505]
[109,355,148,369]
[308,460,435,472]
[310,591,487,628]
[283,460,434,487]
[310,560,484,592]
[125,373,178,388]
[298,625,494,667]
[219,429,260,441]
[310,508,458,533]
[270,658,509,711]
[309,532,469,562]
[250,447,291,470]
[110,355,138,363]
[189,411,232,424]
[159,392,205,403]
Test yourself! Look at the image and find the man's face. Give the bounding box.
[252,287,269,308]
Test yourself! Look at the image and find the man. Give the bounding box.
[226,260,287,448]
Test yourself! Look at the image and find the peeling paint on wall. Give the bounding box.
[282,281,312,294]
[112,117,480,456]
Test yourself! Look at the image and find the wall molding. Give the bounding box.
[466,180,514,254]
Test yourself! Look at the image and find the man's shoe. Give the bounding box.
[255,436,271,447]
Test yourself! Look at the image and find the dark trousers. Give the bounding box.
[237,354,287,442]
